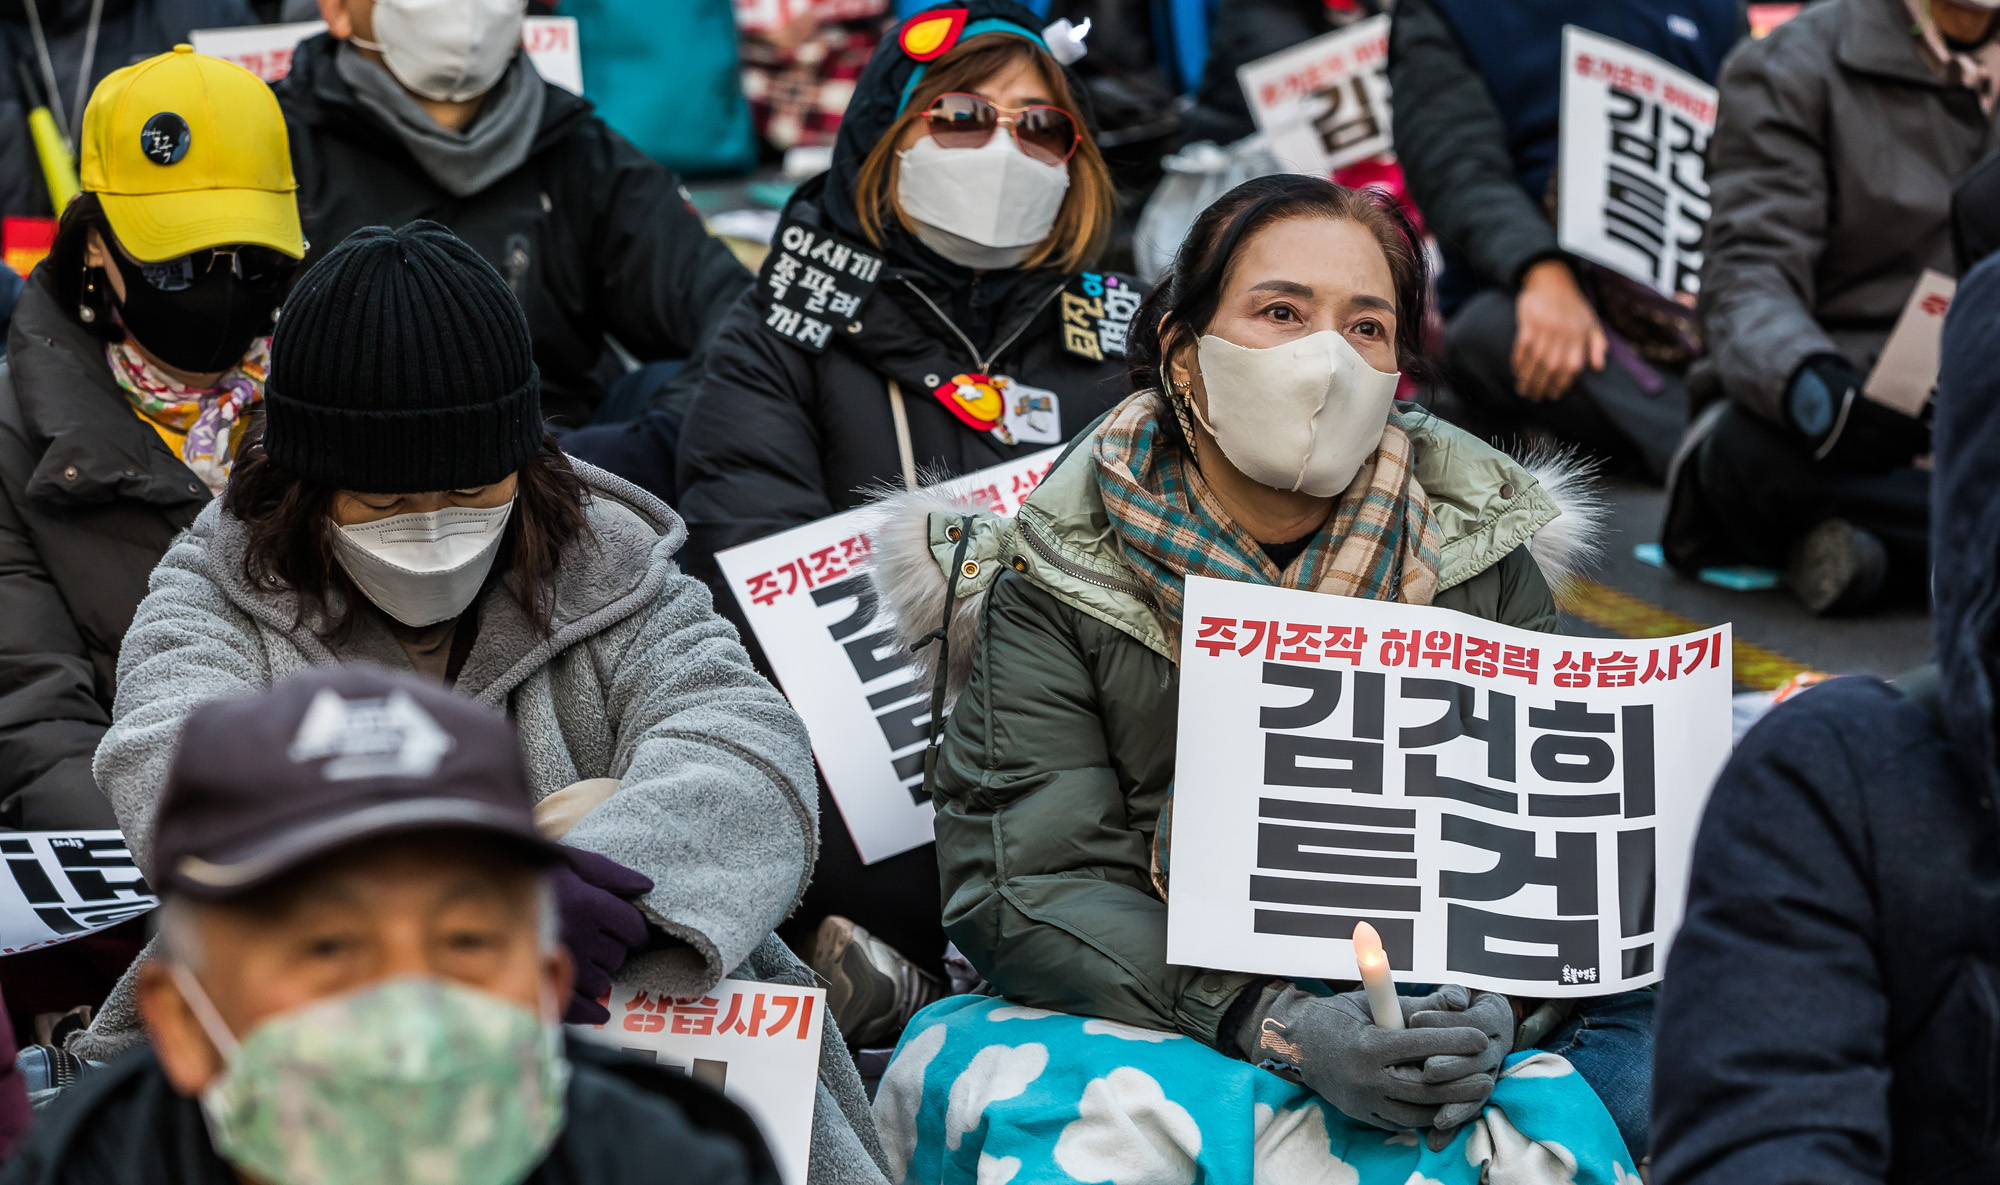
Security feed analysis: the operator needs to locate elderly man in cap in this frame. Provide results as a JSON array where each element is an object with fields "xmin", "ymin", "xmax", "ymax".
[{"xmin": 0, "ymin": 666, "xmax": 778, "ymax": 1185}]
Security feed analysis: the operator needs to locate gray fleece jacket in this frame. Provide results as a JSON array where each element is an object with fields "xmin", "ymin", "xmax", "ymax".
[{"xmin": 77, "ymin": 461, "xmax": 890, "ymax": 1185}]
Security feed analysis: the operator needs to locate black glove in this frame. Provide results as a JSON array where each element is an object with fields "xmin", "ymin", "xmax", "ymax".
[
  {"xmin": 1234, "ymin": 985, "xmax": 1498, "ymax": 1134},
  {"xmin": 551, "ymin": 848, "xmax": 654, "ymax": 1025},
  {"xmin": 1786, "ymin": 354, "xmax": 1929, "ymax": 473}
]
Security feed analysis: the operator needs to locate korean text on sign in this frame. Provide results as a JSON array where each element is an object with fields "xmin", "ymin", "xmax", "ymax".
[
  {"xmin": 0, "ymin": 831, "xmax": 156, "ymax": 954},
  {"xmin": 1555, "ymin": 26, "xmax": 1717, "ymax": 300},
  {"xmin": 1166, "ymin": 576, "xmax": 1731, "ymax": 998},
  {"xmin": 1236, "ymin": 16, "xmax": 1393, "ymax": 176},
  {"xmin": 760, "ymin": 216, "xmax": 884, "ymax": 353},
  {"xmin": 716, "ymin": 449, "xmax": 1061, "ymax": 864},
  {"xmin": 576, "ymin": 978, "xmax": 825, "ymax": 1185}
]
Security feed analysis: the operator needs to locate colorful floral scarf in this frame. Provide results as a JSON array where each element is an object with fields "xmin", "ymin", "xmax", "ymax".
[
  {"xmin": 107, "ymin": 336, "xmax": 269, "ymax": 495},
  {"xmin": 1093, "ymin": 390, "xmax": 1442, "ymax": 655}
]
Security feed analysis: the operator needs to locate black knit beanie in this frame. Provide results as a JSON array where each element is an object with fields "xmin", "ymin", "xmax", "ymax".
[{"xmin": 263, "ymin": 221, "xmax": 541, "ymax": 493}]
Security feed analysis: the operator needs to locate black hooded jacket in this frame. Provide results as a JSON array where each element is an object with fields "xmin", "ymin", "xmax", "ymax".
[
  {"xmin": 0, "ymin": 1041, "xmax": 781, "ymax": 1185},
  {"xmin": 2, "ymin": 0, "xmax": 258, "ymax": 219},
  {"xmin": 1652, "ymin": 254, "xmax": 2000, "ymax": 1182},
  {"xmin": 274, "ymin": 34, "xmax": 750, "ymax": 427},
  {"xmin": 674, "ymin": 0, "xmax": 1135, "ymax": 627}
]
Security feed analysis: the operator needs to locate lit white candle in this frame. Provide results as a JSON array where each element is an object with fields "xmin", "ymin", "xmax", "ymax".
[{"xmin": 1352, "ymin": 920, "xmax": 1402, "ymax": 1030}]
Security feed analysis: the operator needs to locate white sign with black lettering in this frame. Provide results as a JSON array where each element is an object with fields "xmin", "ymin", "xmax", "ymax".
[
  {"xmin": 1556, "ymin": 27, "xmax": 1717, "ymax": 299},
  {"xmin": 1237, "ymin": 16, "xmax": 1392, "ymax": 176},
  {"xmin": 1165, "ymin": 576, "xmax": 1731, "ymax": 997},
  {"xmin": 717, "ymin": 450, "xmax": 1062, "ymax": 864},
  {"xmin": 0, "ymin": 831, "xmax": 156, "ymax": 955},
  {"xmin": 574, "ymin": 978, "xmax": 824, "ymax": 1185},
  {"xmin": 188, "ymin": 18, "xmax": 584, "ymax": 93}
]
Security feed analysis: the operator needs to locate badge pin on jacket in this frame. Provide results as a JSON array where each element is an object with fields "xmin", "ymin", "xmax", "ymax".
[{"xmin": 941, "ymin": 373, "xmax": 1061, "ymax": 446}]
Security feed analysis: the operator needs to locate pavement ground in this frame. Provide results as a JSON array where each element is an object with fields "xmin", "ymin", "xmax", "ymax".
[{"xmin": 1560, "ymin": 479, "xmax": 1932, "ymax": 691}]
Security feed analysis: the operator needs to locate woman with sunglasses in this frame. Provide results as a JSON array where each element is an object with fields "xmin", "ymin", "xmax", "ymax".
[
  {"xmin": 677, "ymin": 0, "xmax": 1127, "ymax": 1051},
  {"xmin": 0, "ymin": 47, "xmax": 302, "ymax": 832}
]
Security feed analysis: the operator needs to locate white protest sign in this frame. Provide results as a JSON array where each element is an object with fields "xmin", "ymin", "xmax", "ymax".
[
  {"xmin": 1165, "ymin": 576, "xmax": 1731, "ymax": 997},
  {"xmin": 1556, "ymin": 27, "xmax": 1716, "ymax": 299},
  {"xmin": 189, "ymin": 18, "xmax": 584, "ymax": 94},
  {"xmin": 1864, "ymin": 268, "xmax": 1956, "ymax": 417},
  {"xmin": 573, "ymin": 978, "xmax": 824, "ymax": 1185},
  {"xmin": 0, "ymin": 831, "xmax": 156, "ymax": 955},
  {"xmin": 716, "ymin": 449, "xmax": 1062, "ymax": 864},
  {"xmin": 1237, "ymin": 16, "xmax": 1392, "ymax": 176}
]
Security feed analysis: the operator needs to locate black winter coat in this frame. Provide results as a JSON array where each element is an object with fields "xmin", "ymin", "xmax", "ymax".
[
  {"xmin": 0, "ymin": 1041, "xmax": 780, "ymax": 1185},
  {"xmin": 675, "ymin": 180, "xmax": 1132, "ymax": 604},
  {"xmin": 1652, "ymin": 253, "xmax": 2000, "ymax": 1184},
  {"xmin": 0, "ymin": 272, "xmax": 206, "ymax": 829},
  {"xmin": 1, "ymin": 0, "xmax": 256, "ymax": 220},
  {"xmin": 274, "ymin": 34, "xmax": 751, "ymax": 427}
]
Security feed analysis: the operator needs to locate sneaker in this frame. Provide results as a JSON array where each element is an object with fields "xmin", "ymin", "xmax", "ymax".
[
  {"xmin": 1788, "ymin": 518, "xmax": 1888, "ymax": 615},
  {"xmin": 807, "ymin": 916, "xmax": 943, "ymax": 1048}
]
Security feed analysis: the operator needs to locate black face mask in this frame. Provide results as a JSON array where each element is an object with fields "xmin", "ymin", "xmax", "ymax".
[{"xmin": 105, "ymin": 246, "xmax": 291, "ymax": 374}]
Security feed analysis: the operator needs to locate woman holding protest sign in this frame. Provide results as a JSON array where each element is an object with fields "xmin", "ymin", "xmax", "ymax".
[
  {"xmin": 77, "ymin": 222, "xmax": 892, "ymax": 1185},
  {"xmin": 676, "ymin": 0, "xmax": 1134, "ymax": 1049},
  {"xmin": 867, "ymin": 174, "xmax": 1650, "ymax": 1181}
]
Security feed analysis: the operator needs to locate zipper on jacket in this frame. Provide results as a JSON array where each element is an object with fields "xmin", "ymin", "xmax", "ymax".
[
  {"xmin": 1018, "ymin": 516, "xmax": 1158, "ymax": 610},
  {"xmin": 899, "ymin": 277, "xmax": 1064, "ymax": 374}
]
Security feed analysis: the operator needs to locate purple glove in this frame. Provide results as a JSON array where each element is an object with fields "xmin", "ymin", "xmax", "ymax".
[{"xmin": 551, "ymin": 848, "xmax": 654, "ymax": 1025}]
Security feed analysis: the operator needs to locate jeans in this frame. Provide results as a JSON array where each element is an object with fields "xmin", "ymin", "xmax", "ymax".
[{"xmin": 1538, "ymin": 987, "xmax": 1656, "ymax": 1163}]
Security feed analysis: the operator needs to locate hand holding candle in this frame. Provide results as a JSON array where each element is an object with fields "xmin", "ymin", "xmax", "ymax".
[{"xmin": 1352, "ymin": 921, "xmax": 1403, "ymax": 1030}]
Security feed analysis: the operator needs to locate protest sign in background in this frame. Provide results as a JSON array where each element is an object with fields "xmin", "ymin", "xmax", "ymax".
[
  {"xmin": 575, "ymin": 978, "xmax": 824, "ymax": 1185},
  {"xmin": 1166, "ymin": 576, "xmax": 1731, "ymax": 997},
  {"xmin": 1237, "ymin": 17, "xmax": 1392, "ymax": 176},
  {"xmin": 1556, "ymin": 27, "xmax": 1716, "ymax": 300},
  {"xmin": 0, "ymin": 831, "xmax": 155, "ymax": 955},
  {"xmin": 189, "ymin": 18, "xmax": 584, "ymax": 93},
  {"xmin": 717, "ymin": 449, "xmax": 1061, "ymax": 864}
]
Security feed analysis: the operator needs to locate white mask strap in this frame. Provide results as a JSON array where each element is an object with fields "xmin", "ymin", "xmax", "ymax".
[{"xmin": 167, "ymin": 963, "xmax": 242, "ymax": 1063}]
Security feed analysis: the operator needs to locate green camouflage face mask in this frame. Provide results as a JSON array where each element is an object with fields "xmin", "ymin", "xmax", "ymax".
[{"xmin": 173, "ymin": 970, "xmax": 568, "ymax": 1185}]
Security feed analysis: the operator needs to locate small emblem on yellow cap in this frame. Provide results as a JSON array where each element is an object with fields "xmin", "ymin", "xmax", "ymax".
[{"xmin": 140, "ymin": 112, "xmax": 190, "ymax": 166}]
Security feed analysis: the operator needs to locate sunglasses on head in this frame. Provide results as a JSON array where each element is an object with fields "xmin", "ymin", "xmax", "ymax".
[
  {"xmin": 133, "ymin": 245, "xmax": 301, "ymax": 293},
  {"xmin": 921, "ymin": 92, "xmax": 1082, "ymax": 166}
]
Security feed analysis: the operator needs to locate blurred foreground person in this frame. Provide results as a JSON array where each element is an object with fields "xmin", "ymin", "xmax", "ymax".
[
  {"xmin": 678, "ymin": 0, "xmax": 1130, "ymax": 1050},
  {"xmin": 277, "ymin": 0, "xmax": 749, "ymax": 456},
  {"xmin": 0, "ymin": 47, "xmax": 303, "ymax": 831},
  {"xmin": 1390, "ymin": 0, "xmax": 1739, "ymax": 480},
  {"xmin": 867, "ymin": 175, "xmax": 1646, "ymax": 1180},
  {"xmin": 68, "ymin": 222, "xmax": 890, "ymax": 1184},
  {"xmin": 0, "ymin": 666, "xmax": 779, "ymax": 1185},
  {"xmin": 1652, "ymin": 252, "xmax": 2000, "ymax": 1184},
  {"xmin": 1663, "ymin": 0, "xmax": 1995, "ymax": 614}
]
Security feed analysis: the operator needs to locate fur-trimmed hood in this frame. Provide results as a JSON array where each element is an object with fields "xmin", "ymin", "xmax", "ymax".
[{"xmin": 864, "ymin": 406, "xmax": 1605, "ymax": 704}]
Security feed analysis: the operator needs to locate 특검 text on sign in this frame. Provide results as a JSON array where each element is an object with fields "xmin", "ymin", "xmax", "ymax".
[{"xmin": 1164, "ymin": 576, "xmax": 1731, "ymax": 997}]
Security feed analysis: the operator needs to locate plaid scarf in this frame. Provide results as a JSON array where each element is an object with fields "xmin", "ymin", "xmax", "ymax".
[
  {"xmin": 1093, "ymin": 390, "xmax": 1442, "ymax": 655},
  {"xmin": 107, "ymin": 336, "xmax": 269, "ymax": 496}
]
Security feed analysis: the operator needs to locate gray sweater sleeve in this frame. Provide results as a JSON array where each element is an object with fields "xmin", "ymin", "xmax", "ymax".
[
  {"xmin": 1388, "ymin": 0, "xmax": 1561, "ymax": 290},
  {"xmin": 566, "ymin": 569, "xmax": 820, "ymax": 995},
  {"xmin": 1697, "ymin": 32, "xmax": 1841, "ymax": 425},
  {"xmin": 93, "ymin": 527, "xmax": 271, "ymax": 875}
]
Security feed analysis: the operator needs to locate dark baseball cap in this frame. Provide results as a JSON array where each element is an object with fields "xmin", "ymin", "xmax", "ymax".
[{"xmin": 153, "ymin": 665, "xmax": 560, "ymax": 898}]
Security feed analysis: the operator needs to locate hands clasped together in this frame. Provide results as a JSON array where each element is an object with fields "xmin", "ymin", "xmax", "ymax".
[{"xmin": 1239, "ymin": 983, "xmax": 1514, "ymax": 1151}]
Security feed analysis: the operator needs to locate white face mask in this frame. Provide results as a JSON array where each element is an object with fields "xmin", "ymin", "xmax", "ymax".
[
  {"xmin": 332, "ymin": 501, "xmax": 513, "ymax": 628},
  {"xmin": 352, "ymin": 0, "xmax": 526, "ymax": 104},
  {"xmin": 896, "ymin": 132, "xmax": 1071, "ymax": 264},
  {"xmin": 1191, "ymin": 331, "xmax": 1401, "ymax": 498}
]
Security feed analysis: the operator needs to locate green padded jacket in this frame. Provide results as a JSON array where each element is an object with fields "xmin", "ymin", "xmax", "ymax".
[{"xmin": 869, "ymin": 405, "xmax": 1602, "ymax": 1047}]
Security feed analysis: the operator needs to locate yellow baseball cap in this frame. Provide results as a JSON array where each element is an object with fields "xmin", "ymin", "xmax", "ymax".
[{"xmin": 79, "ymin": 45, "xmax": 304, "ymax": 263}]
